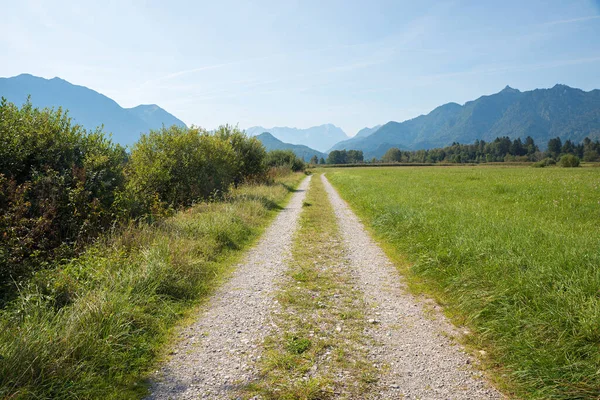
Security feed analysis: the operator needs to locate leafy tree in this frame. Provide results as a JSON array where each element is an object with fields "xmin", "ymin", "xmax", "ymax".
[
  {"xmin": 327, "ymin": 150, "xmax": 346, "ymax": 164},
  {"xmin": 319, "ymin": 157, "xmax": 326, "ymax": 165},
  {"xmin": 561, "ymin": 139, "xmax": 575, "ymax": 156},
  {"xmin": 381, "ymin": 148, "xmax": 402, "ymax": 163},
  {"xmin": 510, "ymin": 138, "xmax": 526, "ymax": 156},
  {"xmin": 265, "ymin": 150, "xmax": 305, "ymax": 171},
  {"xmin": 548, "ymin": 137, "xmax": 563, "ymax": 158},
  {"xmin": 524, "ymin": 136, "xmax": 538, "ymax": 155},
  {"xmin": 309, "ymin": 155, "xmax": 318, "ymax": 165},
  {"xmin": 346, "ymin": 150, "xmax": 364, "ymax": 163}
]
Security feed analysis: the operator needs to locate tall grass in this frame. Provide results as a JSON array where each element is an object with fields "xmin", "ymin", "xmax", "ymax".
[
  {"xmin": 0, "ymin": 173, "xmax": 304, "ymax": 399},
  {"xmin": 327, "ymin": 166, "xmax": 600, "ymax": 399}
]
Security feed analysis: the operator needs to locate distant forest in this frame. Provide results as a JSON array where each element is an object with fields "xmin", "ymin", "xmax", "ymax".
[{"xmin": 321, "ymin": 136, "xmax": 600, "ymax": 165}]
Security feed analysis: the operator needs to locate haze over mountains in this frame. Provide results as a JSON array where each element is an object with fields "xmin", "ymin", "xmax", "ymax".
[
  {"xmin": 0, "ymin": 74, "xmax": 186, "ymax": 146},
  {"xmin": 2, "ymin": 74, "xmax": 599, "ymax": 159},
  {"xmin": 331, "ymin": 85, "xmax": 600, "ymax": 158},
  {"xmin": 255, "ymin": 132, "xmax": 326, "ymax": 162},
  {"xmin": 245, "ymin": 124, "xmax": 348, "ymax": 153}
]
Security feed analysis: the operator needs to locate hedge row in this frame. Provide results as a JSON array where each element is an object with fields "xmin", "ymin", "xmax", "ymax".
[{"xmin": 0, "ymin": 99, "xmax": 288, "ymax": 300}]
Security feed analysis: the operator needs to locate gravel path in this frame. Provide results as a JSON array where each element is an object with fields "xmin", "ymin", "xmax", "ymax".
[
  {"xmin": 321, "ymin": 174, "xmax": 502, "ymax": 400},
  {"xmin": 147, "ymin": 175, "xmax": 312, "ymax": 400}
]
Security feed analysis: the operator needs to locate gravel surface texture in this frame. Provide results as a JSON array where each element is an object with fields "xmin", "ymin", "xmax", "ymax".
[
  {"xmin": 321, "ymin": 174, "xmax": 503, "ymax": 400},
  {"xmin": 147, "ymin": 175, "xmax": 312, "ymax": 400}
]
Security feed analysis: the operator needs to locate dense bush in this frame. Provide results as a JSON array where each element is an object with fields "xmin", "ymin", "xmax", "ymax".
[
  {"xmin": 126, "ymin": 126, "xmax": 235, "ymax": 212},
  {"xmin": 213, "ymin": 125, "xmax": 267, "ymax": 184},
  {"xmin": 0, "ymin": 101, "xmax": 269, "ymax": 299},
  {"xmin": 0, "ymin": 99, "xmax": 128, "ymax": 299},
  {"xmin": 126, "ymin": 125, "xmax": 267, "ymax": 213},
  {"xmin": 532, "ymin": 157, "xmax": 557, "ymax": 168},
  {"xmin": 558, "ymin": 154, "xmax": 580, "ymax": 167},
  {"xmin": 266, "ymin": 150, "xmax": 305, "ymax": 172}
]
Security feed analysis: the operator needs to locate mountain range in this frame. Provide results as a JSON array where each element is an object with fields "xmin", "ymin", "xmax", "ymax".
[
  {"xmin": 255, "ymin": 132, "xmax": 326, "ymax": 162},
  {"xmin": 2, "ymin": 75, "xmax": 599, "ymax": 159},
  {"xmin": 245, "ymin": 124, "xmax": 348, "ymax": 153},
  {"xmin": 331, "ymin": 85, "xmax": 600, "ymax": 158},
  {"xmin": 0, "ymin": 74, "xmax": 186, "ymax": 146}
]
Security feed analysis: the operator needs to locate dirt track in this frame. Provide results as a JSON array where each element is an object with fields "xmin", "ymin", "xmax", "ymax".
[
  {"xmin": 148, "ymin": 176, "xmax": 312, "ymax": 399},
  {"xmin": 148, "ymin": 173, "xmax": 502, "ymax": 399}
]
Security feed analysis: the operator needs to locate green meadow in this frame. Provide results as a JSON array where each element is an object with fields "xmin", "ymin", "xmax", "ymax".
[{"xmin": 326, "ymin": 166, "xmax": 600, "ymax": 399}]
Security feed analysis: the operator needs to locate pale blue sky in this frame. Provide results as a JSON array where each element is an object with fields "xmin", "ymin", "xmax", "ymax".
[{"xmin": 2, "ymin": 0, "xmax": 600, "ymax": 136}]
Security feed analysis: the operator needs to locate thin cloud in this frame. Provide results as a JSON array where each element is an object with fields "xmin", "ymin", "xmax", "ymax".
[
  {"xmin": 542, "ymin": 15, "xmax": 600, "ymax": 26},
  {"xmin": 324, "ymin": 59, "xmax": 387, "ymax": 73},
  {"xmin": 139, "ymin": 57, "xmax": 276, "ymax": 88},
  {"xmin": 412, "ymin": 56, "xmax": 600, "ymax": 86},
  {"xmin": 140, "ymin": 45, "xmax": 348, "ymax": 88},
  {"xmin": 140, "ymin": 12, "xmax": 438, "ymax": 91},
  {"xmin": 161, "ymin": 62, "xmax": 241, "ymax": 80}
]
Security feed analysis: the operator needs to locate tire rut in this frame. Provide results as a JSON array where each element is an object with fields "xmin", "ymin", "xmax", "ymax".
[
  {"xmin": 321, "ymin": 174, "xmax": 503, "ymax": 400},
  {"xmin": 147, "ymin": 175, "xmax": 312, "ymax": 400}
]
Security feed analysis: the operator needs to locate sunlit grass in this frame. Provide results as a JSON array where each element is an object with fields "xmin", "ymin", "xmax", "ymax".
[
  {"xmin": 0, "ymin": 173, "xmax": 305, "ymax": 400},
  {"xmin": 327, "ymin": 166, "xmax": 600, "ymax": 399}
]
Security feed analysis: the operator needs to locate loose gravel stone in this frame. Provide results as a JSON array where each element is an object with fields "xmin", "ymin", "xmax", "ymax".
[
  {"xmin": 147, "ymin": 176, "xmax": 312, "ymax": 400},
  {"xmin": 321, "ymin": 174, "xmax": 503, "ymax": 400}
]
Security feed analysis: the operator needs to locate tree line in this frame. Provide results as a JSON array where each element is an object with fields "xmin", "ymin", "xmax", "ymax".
[
  {"xmin": 308, "ymin": 136, "xmax": 600, "ymax": 166},
  {"xmin": 308, "ymin": 149, "xmax": 365, "ymax": 165},
  {"xmin": 380, "ymin": 136, "xmax": 600, "ymax": 164},
  {"xmin": 0, "ymin": 99, "xmax": 303, "ymax": 300}
]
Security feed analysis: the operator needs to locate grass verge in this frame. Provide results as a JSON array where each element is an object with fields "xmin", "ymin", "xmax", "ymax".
[
  {"xmin": 0, "ymin": 173, "xmax": 305, "ymax": 400},
  {"xmin": 326, "ymin": 166, "xmax": 600, "ymax": 399},
  {"xmin": 244, "ymin": 173, "xmax": 376, "ymax": 400}
]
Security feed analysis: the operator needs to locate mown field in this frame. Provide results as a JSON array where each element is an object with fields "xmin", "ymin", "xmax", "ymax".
[{"xmin": 326, "ymin": 166, "xmax": 600, "ymax": 399}]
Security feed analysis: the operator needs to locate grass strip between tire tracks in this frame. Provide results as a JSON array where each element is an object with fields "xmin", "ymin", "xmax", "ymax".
[{"xmin": 244, "ymin": 173, "xmax": 376, "ymax": 400}]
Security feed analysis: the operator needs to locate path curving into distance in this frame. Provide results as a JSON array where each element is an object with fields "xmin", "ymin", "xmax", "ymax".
[
  {"xmin": 147, "ymin": 175, "xmax": 312, "ymax": 400},
  {"xmin": 321, "ymin": 174, "xmax": 502, "ymax": 400}
]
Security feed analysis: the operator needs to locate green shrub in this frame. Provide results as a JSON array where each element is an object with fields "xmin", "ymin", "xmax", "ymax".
[
  {"xmin": 266, "ymin": 150, "xmax": 305, "ymax": 172},
  {"xmin": 127, "ymin": 125, "xmax": 268, "ymax": 213},
  {"xmin": 213, "ymin": 125, "xmax": 267, "ymax": 184},
  {"xmin": 532, "ymin": 157, "xmax": 556, "ymax": 168},
  {"xmin": 558, "ymin": 154, "xmax": 580, "ymax": 167},
  {"xmin": 0, "ymin": 99, "xmax": 127, "ymax": 298},
  {"xmin": 126, "ymin": 125, "xmax": 237, "ymax": 212}
]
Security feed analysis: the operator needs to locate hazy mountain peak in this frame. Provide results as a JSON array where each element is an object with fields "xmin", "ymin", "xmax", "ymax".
[
  {"xmin": 0, "ymin": 74, "xmax": 186, "ymax": 145},
  {"xmin": 501, "ymin": 85, "xmax": 520, "ymax": 94},
  {"xmin": 255, "ymin": 131, "xmax": 326, "ymax": 161},
  {"xmin": 354, "ymin": 125, "xmax": 382, "ymax": 138},
  {"xmin": 328, "ymin": 84, "xmax": 600, "ymax": 158},
  {"xmin": 245, "ymin": 124, "xmax": 348, "ymax": 152}
]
